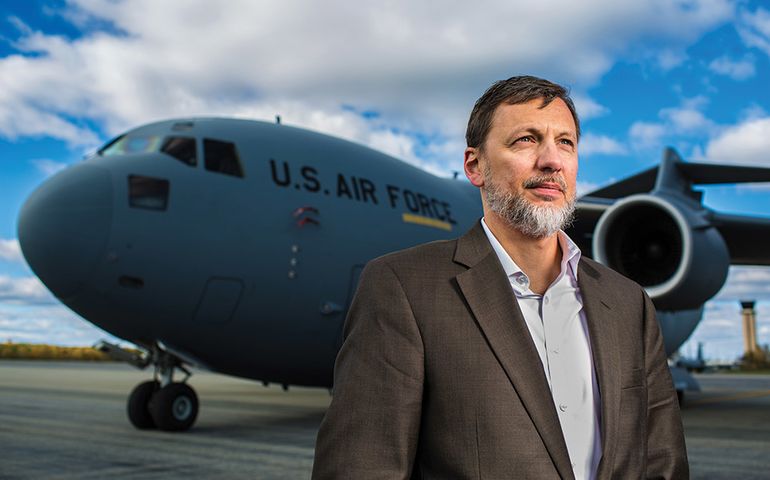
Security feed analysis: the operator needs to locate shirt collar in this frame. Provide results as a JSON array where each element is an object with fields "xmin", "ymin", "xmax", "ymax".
[{"xmin": 480, "ymin": 217, "xmax": 582, "ymax": 294}]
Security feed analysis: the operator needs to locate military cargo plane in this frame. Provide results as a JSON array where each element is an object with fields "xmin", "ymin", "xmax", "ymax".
[{"xmin": 17, "ymin": 118, "xmax": 770, "ymax": 431}]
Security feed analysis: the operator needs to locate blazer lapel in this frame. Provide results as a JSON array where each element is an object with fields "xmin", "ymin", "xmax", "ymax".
[
  {"xmin": 454, "ymin": 222, "xmax": 574, "ymax": 480},
  {"xmin": 578, "ymin": 260, "xmax": 621, "ymax": 480}
]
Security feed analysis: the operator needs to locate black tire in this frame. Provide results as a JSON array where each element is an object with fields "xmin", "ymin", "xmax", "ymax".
[
  {"xmin": 127, "ymin": 380, "xmax": 159, "ymax": 429},
  {"xmin": 149, "ymin": 382, "xmax": 199, "ymax": 431}
]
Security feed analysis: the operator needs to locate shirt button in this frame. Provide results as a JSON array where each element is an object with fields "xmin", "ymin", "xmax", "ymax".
[
  {"xmin": 559, "ymin": 404, "xmax": 568, "ymax": 412},
  {"xmin": 544, "ymin": 296, "xmax": 550, "ymax": 305},
  {"xmin": 552, "ymin": 348, "xmax": 559, "ymax": 354}
]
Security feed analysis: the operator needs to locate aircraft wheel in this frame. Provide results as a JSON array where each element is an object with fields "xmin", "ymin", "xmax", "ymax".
[
  {"xmin": 127, "ymin": 380, "xmax": 159, "ymax": 429},
  {"xmin": 149, "ymin": 382, "xmax": 199, "ymax": 431}
]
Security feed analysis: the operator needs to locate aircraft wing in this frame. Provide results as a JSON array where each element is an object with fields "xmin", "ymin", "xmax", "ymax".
[
  {"xmin": 710, "ymin": 212, "xmax": 770, "ymax": 265},
  {"xmin": 585, "ymin": 162, "xmax": 770, "ymax": 199}
]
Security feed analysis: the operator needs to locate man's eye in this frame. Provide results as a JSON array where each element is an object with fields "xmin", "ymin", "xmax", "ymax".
[
  {"xmin": 559, "ymin": 139, "xmax": 574, "ymax": 146},
  {"xmin": 514, "ymin": 136, "xmax": 534, "ymax": 144}
]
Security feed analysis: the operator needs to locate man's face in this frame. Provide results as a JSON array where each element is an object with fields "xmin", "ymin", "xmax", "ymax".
[{"xmin": 465, "ymin": 97, "xmax": 579, "ymax": 238}]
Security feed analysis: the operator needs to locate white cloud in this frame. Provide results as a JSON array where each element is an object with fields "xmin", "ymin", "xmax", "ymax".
[
  {"xmin": 31, "ymin": 158, "xmax": 68, "ymax": 176},
  {"xmin": 572, "ymin": 94, "xmax": 609, "ymax": 120},
  {"xmin": 657, "ymin": 49, "xmax": 688, "ymax": 70},
  {"xmin": 0, "ymin": 275, "xmax": 56, "ymax": 304},
  {"xmin": 419, "ymin": 139, "xmax": 466, "ymax": 177},
  {"xmin": 660, "ymin": 96, "xmax": 714, "ymax": 133},
  {"xmin": 420, "ymin": 162, "xmax": 458, "ymax": 179},
  {"xmin": 702, "ymin": 116, "xmax": 770, "ymax": 165},
  {"xmin": 738, "ymin": 7, "xmax": 770, "ymax": 57},
  {"xmin": 580, "ymin": 133, "xmax": 627, "ymax": 156},
  {"xmin": 662, "ymin": 108, "xmax": 709, "ymax": 132},
  {"xmin": 629, "ymin": 96, "xmax": 715, "ymax": 150},
  {"xmin": 714, "ymin": 266, "xmax": 770, "ymax": 301},
  {"xmin": 0, "ymin": 239, "xmax": 23, "ymax": 263},
  {"xmin": 708, "ymin": 55, "xmax": 756, "ymax": 80},
  {"xmin": 739, "ymin": 104, "xmax": 767, "ymax": 121},
  {"xmin": 368, "ymin": 129, "xmax": 417, "ymax": 163},
  {"xmin": 0, "ymin": 0, "xmax": 734, "ymax": 168},
  {"xmin": 0, "ymin": 303, "xmax": 118, "ymax": 346},
  {"xmin": 629, "ymin": 121, "xmax": 667, "ymax": 148}
]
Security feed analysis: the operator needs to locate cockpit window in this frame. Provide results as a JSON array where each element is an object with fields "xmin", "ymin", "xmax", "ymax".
[
  {"xmin": 100, "ymin": 135, "xmax": 162, "ymax": 156},
  {"xmin": 128, "ymin": 175, "xmax": 169, "ymax": 210},
  {"xmin": 160, "ymin": 136, "xmax": 197, "ymax": 166},
  {"xmin": 204, "ymin": 139, "xmax": 244, "ymax": 178}
]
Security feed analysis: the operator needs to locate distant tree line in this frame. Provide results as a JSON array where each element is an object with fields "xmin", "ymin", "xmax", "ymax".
[
  {"xmin": 0, "ymin": 341, "xmax": 112, "ymax": 361},
  {"xmin": 741, "ymin": 346, "xmax": 770, "ymax": 371}
]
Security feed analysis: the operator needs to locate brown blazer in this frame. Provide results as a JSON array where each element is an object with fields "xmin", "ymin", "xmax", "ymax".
[{"xmin": 313, "ymin": 221, "xmax": 688, "ymax": 479}]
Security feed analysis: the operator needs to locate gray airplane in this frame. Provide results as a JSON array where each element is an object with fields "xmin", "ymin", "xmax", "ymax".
[{"xmin": 17, "ymin": 118, "xmax": 770, "ymax": 431}]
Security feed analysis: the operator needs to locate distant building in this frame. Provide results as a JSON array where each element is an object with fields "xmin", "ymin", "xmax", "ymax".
[{"xmin": 741, "ymin": 300, "xmax": 759, "ymax": 356}]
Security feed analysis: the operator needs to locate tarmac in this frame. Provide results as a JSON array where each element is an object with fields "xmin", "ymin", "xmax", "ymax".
[{"xmin": 1, "ymin": 360, "xmax": 768, "ymax": 479}]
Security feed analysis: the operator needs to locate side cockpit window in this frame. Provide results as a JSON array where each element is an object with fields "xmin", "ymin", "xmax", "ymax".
[
  {"xmin": 204, "ymin": 139, "xmax": 244, "ymax": 178},
  {"xmin": 161, "ymin": 136, "xmax": 197, "ymax": 166},
  {"xmin": 128, "ymin": 175, "xmax": 169, "ymax": 211},
  {"xmin": 100, "ymin": 135, "xmax": 161, "ymax": 156}
]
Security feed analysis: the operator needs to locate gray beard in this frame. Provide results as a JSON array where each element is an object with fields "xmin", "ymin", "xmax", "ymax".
[{"xmin": 483, "ymin": 171, "xmax": 576, "ymax": 239}]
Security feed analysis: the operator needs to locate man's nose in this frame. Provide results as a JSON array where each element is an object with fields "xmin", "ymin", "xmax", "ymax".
[{"xmin": 535, "ymin": 141, "xmax": 563, "ymax": 172}]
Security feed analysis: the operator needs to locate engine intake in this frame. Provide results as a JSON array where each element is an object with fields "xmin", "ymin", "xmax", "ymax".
[{"xmin": 592, "ymin": 194, "xmax": 729, "ymax": 310}]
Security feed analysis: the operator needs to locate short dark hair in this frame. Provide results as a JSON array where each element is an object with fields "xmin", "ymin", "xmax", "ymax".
[{"xmin": 465, "ymin": 75, "xmax": 580, "ymax": 148}]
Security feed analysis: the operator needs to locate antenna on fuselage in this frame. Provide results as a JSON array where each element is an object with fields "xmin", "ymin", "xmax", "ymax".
[{"xmin": 275, "ymin": 115, "xmax": 281, "ymax": 124}]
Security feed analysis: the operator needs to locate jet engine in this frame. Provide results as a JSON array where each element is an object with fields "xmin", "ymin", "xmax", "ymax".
[{"xmin": 592, "ymin": 194, "xmax": 730, "ymax": 311}]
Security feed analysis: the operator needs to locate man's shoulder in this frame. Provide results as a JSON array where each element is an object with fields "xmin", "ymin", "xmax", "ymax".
[
  {"xmin": 368, "ymin": 238, "xmax": 459, "ymax": 272},
  {"xmin": 362, "ymin": 238, "xmax": 464, "ymax": 287}
]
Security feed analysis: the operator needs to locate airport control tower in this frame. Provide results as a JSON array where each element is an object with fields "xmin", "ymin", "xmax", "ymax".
[{"xmin": 740, "ymin": 300, "xmax": 759, "ymax": 356}]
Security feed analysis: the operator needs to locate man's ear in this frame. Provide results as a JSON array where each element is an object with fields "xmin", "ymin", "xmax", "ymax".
[{"xmin": 464, "ymin": 147, "xmax": 484, "ymax": 187}]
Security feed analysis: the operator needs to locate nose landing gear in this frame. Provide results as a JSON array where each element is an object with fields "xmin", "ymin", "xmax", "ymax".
[{"xmin": 98, "ymin": 341, "xmax": 200, "ymax": 431}]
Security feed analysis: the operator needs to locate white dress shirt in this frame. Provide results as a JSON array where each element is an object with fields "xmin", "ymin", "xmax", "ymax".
[{"xmin": 481, "ymin": 218, "xmax": 602, "ymax": 480}]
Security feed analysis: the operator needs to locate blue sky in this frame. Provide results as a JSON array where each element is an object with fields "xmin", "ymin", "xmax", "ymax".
[{"xmin": 1, "ymin": 0, "xmax": 769, "ymax": 359}]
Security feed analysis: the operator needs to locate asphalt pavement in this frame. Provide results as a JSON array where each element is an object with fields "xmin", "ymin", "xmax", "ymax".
[{"xmin": 1, "ymin": 361, "xmax": 768, "ymax": 479}]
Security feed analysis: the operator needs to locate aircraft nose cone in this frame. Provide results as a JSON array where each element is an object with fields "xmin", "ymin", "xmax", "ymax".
[{"xmin": 18, "ymin": 164, "xmax": 113, "ymax": 300}]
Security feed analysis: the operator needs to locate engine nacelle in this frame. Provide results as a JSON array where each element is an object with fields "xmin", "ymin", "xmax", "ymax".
[{"xmin": 592, "ymin": 194, "xmax": 729, "ymax": 311}]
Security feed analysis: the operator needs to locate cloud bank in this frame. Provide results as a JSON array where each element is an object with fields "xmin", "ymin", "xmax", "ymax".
[{"xmin": 0, "ymin": 0, "xmax": 735, "ymax": 169}]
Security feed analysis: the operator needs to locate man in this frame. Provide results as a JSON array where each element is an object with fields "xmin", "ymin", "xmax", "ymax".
[{"xmin": 313, "ymin": 76, "xmax": 688, "ymax": 479}]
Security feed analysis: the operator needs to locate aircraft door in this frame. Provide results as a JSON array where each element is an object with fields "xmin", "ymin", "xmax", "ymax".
[{"xmin": 193, "ymin": 277, "xmax": 244, "ymax": 325}]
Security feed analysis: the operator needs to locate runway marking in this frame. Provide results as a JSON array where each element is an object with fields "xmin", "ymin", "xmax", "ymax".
[{"xmin": 688, "ymin": 389, "xmax": 770, "ymax": 406}]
